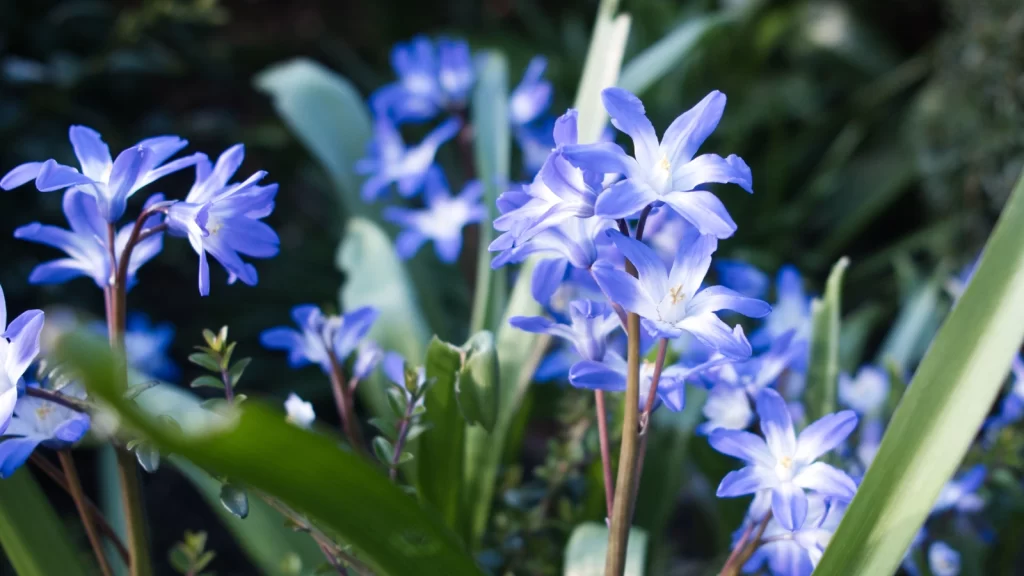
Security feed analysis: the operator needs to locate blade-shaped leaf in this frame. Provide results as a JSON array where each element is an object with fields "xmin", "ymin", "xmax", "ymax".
[
  {"xmin": 0, "ymin": 468, "xmax": 86, "ymax": 576},
  {"xmin": 816, "ymin": 169, "xmax": 1024, "ymax": 574},
  {"xmin": 564, "ymin": 522, "xmax": 647, "ymax": 576},
  {"xmin": 56, "ymin": 333, "xmax": 483, "ymax": 576},
  {"xmin": 618, "ymin": 14, "xmax": 727, "ymax": 97},
  {"xmin": 804, "ymin": 257, "xmax": 849, "ymax": 421},
  {"xmin": 469, "ymin": 51, "xmax": 510, "ymax": 335}
]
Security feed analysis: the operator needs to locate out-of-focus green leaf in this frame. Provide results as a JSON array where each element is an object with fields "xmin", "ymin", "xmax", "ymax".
[
  {"xmin": 418, "ymin": 337, "xmax": 467, "ymax": 538},
  {"xmin": 839, "ymin": 303, "xmax": 885, "ymax": 372},
  {"xmin": 618, "ymin": 14, "xmax": 726, "ymax": 97},
  {"xmin": 0, "ymin": 468, "xmax": 86, "ymax": 576},
  {"xmin": 338, "ymin": 218, "xmax": 431, "ymax": 418},
  {"xmin": 804, "ymin": 257, "xmax": 849, "ymax": 421},
  {"xmin": 564, "ymin": 522, "xmax": 646, "ymax": 576},
  {"xmin": 175, "ymin": 459, "xmax": 325, "ymax": 576},
  {"xmin": 458, "ymin": 331, "xmax": 499, "ymax": 432},
  {"xmin": 875, "ymin": 272, "xmax": 948, "ymax": 373},
  {"xmin": 57, "ymin": 333, "xmax": 483, "ymax": 576},
  {"xmin": 219, "ymin": 483, "xmax": 250, "ymax": 519},
  {"xmin": 254, "ymin": 58, "xmax": 372, "ymax": 217},
  {"xmin": 816, "ymin": 169, "xmax": 1024, "ymax": 574},
  {"xmin": 469, "ymin": 51, "xmax": 510, "ymax": 335},
  {"xmin": 463, "ymin": 0, "xmax": 632, "ymax": 548}
]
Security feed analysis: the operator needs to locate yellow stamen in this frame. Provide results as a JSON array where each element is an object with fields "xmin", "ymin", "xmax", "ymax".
[
  {"xmin": 669, "ymin": 285, "xmax": 686, "ymax": 305},
  {"xmin": 659, "ymin": 155, "xmax": 671, "ymax": 172},
  {"xmin": 779, "ymin": 456, "xmax": 793, "ymax": 469}
]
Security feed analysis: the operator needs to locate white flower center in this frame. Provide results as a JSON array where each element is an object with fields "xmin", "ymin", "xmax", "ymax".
[
  {"xmin": 649, "ymin": 154, "xmax": 673, "ymax": 195},
  {"xmin": 656, "ymin": 284, "xmax": 689, "ymax": 325},
  {"xmin": 775, "ymin": 455, "xmax": 796, "ymax": 481}
]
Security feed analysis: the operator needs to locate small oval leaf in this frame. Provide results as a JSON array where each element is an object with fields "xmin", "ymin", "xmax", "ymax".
[{"xmin": 220, "ymin": 483, "xmax": 250, "ymax": 519}]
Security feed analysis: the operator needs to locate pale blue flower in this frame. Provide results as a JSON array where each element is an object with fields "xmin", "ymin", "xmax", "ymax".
[
  {"xmin": 711, "ymin": 388, "xmax": 858, "ymax": 530},
  {"xmin": 357, "ymin": 117, "xmax": 461, "ymax": 202},
  {"xmin": 591, "ymin": 231, "xmax": 769, "ymax": 356},
  {"xmin": 0, "ymin": 384, "xmax": 90, "ymax": 478},
  {"xmin": 744, "ymin": 494, "xmax": 847, "ymax": 576},
  {"xmin": 933, "ymin": 465, "xmax": 985, "ymax": 514},
  {"xmin": 837, "ymin": 365, "xmax": 890, "ymax": 417},
  {"xmin": 123, "ymin": 314, "xmax": 177, "ymax": 381},
  {"xmin": 928, "ymin": 542, "xmax": 960, "ymax": 576},
  {"xmin": 371, "ymin": 36, "xmax": 474, "ymax": 123},
  {"xmin": 752, "ymin": 265, "xmax": 812, "ymax": 354},
  {"xmin": 15, "ymin": 188, "xmax": 164, "ymax": 288},
  {"xmin": 0, "ymin": 286, "xmax": 45, "ymax": 435},
  {"xmin": 261, "ymin": 305, "xmax": 379, "ymax": 373},
  {"xmin": 509, "ymin": 57, "xmax": 551, "ymax": 128},
  {"xmin": 715, "ymin": 259, "xmax": 770, "ymax": 299},
  {"xmin": 510, "ymin": 300, "xmax": 621, "ymax": 363},
  {"xmin": 353, "ymin": 341, "xmax": 383, "ymax": 380},
  {"xmin": 562, "ymin": 88, "xmax": 752, "ymax": 237},
  {"xmin": 384, "ymin": 171, "xmax": 484, "ymax": 264},
  {"xmin": 1, "ymin": 125, "xmax": 200, "ymax": 222}
]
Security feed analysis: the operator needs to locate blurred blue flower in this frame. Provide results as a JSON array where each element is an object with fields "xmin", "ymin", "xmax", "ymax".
[
  {"xmin": 711, "ymin": 388, "xmax": 858, "ymax": 530},
  {"xmin": 166, "ymin": 145, "xmax": 279, "ymax": 296},
  {"xmin": 837, "ymin": 365, "xmax": 890, "ymax": 417},
  {"xmin": 752, "ymin": 266, "xmax": 812, "ymax": 357},
  {"xmin": 384, "ymin": 171, "xmax": 484, "ymax": 263},
  {"xmin": 0, "ymin": 286, "xmax": 45, "ymax": 435},
  {"xmin": 933, "ymin": 464, "xmax": 986, "ymax": 514},
  {"xmin": 715, "ymin": 259, "xmax": 770, "ymax": 299},
  {"xmin": 562, "ymin": 88, "xmax": 752, "ymax": 237},
  {"xmin": 509, "ymin": 57, "xmax": 552, "ymax": 128},
  {"xmin": 371, "ymin": 36, "xmax": 474, "ymax": 123},
  {"xmin": 744, "ymin": 494, "xmax": 847, "ymax": 576},
  {"xmin": 261, "ymin": 305, "xmax": 379, "ymax": 373},
  {"xmin": 1, "ymin": 125, "xmax": 200, "ymax": 222},
  {"xmin": 854, "ymin": 416, "xmax": 884, "ymax": 471},
  {"xmin": 352, "ymin": 341, "xmax": 383, "ymax": 381},
  {"xmin": 510, "ymin": 300, "xmax": 621, "ymax": 363},
  {"xmin": 124, "ymin": 314, "xmax": 177, "ymax": 381},
  {"xmin": 591, "ymin": 231, "xmax": 769, "ymax": 356},
  {"xmin": 15, "ymin": 188, "xmax": 165, "ymax": 289},
  {"xmin": 928, "ymin": 542, "xmax": 961, "ymax": 576},
  {"xmin": 357, "ymin": 117, "xmax": 461, "ymax": 202},
  {"xmin": 0, "ymin": 384, "xmax": 90, "ymax": 478},
  {"xmin": 515, "ymin": 120, "xmax": 556, "ymax": 175}
]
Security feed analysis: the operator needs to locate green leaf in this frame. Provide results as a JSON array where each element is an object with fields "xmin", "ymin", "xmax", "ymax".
[
  {"xmin": 133, "ymin": 440, "xmax": 161, "ymax": 473},
  {"xmin": 175, "ymin": 459, "xmax": 325, "ymax": 576},
  {"xmin": 386, "ymin": 387, "xmax": 409, "ymax": 420},
  {"xmin": 564, "ymin": 522, "xmax": 647, "ymax": 576},
  {"xmin": 618, "ymin": 14, "xmax": 727, "ymax": 97},
  {"xmin": 463, "ymin": 3, "xmax": 632, "ymax": 544},
  {"xmin": 254, "ymin": 58, "xmax": 372, "ymax": 216},
  {"xmin": 468, "ymin": 51, "xmax": 510, "ymax": 335},
  {"xmin": 220, "ymin": 483, "xmax": 250, "ymax": 519},
  {"xmin": 457, "ymin": 331, "xmax": 499, "ymax": 432},
  {"xmin": 372, "ymin": 436, "xmax": 395, "ymax": 465},
  {"xmin": 0, "ymin": 468, "xmax": 86, "ymax": 576},
  {"xmin": 875, "ymin": 271, "xmax": 947, "ymax": 373},
  {"xmin": 229, "ymin": 358, "xmax": 252, "ymax": 387},
  {"xmin": 816, "ymin": 169, "xmax": 1024, "ymax": 574},
  {"xmin": 369, "ymin": 417, "xmax": 398, "ymax": 438},
  {"xmin": 338, "ymin": 218, "xmax": 431, "ymax": 418},
  {"xmin": 189, "ymin": 353, "xmax": 221, "ymax": 372},
  {"xmin": 417, "ymin": 337, "xmax": 467, "ymax": 538},
  {"xmin": 804, "ymin": 257, "xmax": 849, "ymax": 421},
  {"xmin": 191, "ymin": 375, "xmax": 225, "ymax": 389},
  {"xmin": 57, "ymin": 333, "xmax": 484, "ymax": 576}
]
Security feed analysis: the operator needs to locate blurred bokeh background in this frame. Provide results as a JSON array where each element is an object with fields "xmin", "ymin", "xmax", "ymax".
[{"xmin": 1, "ymin": 0, "xmax": 1022, "ymax": 573}]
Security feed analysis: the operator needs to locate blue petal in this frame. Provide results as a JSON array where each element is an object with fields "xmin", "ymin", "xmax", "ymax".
[
  {"xmin": 0, "ymin": 388, "xmax": 15, "ymax": 435},
  {"xmin": 433, "ymin": 235, "xmax": 462, "ymax": 264},
  {"xmin": 794, "ymin": 410, "xmax": 858, "ymax": 462},
  {"xmin": 561, "ymin": 142, "xmax": 640, "ymax": 179},
  {"xmin": 668, "ymin": 233, "xmax": 718, "ymax": 300},
  {"xmin": 591, "ymin": 262, "xmax": 660, "ymax": 320},
  {"xmin": 660, "ymin": 190, "xmax": 737, "ymax": 239},
  {"xmin": 674, "ymin": 153, "xmax": 753, "ymax": 193},
  {"xmin": 382, "ymin": 352, "xmax": 406, "ymax": 387},
  {"xmin": 688, "ymin": 286, "xmax": 771, "ymax": 318},
  {"xmin": 27, "ymin": 259, "xmax": 92, "ymax": 285},
  {"xmin": 68, "ymin": 125, "xmax": 112, "ymax": 181},
  {"xmin": 568, "ymin": 359, "xmax": 625, "ymax": 392},
  {"xmin": 334, "ymin": 307, "xmax": 379, "ymax": 360},
  {"xmin": 676, "ymin": 313, "xmax": 751, "ymax": 358},
  {"xmin": 0, "ymin": 436, "xmax": 43, "ymax": 479},
  {"xmin": 660, "ymin": 90, "xmax": 726, "ymax": 165},
  {"xmin": 594, "ymin": 178, "xmax": 660, "ymax": 219},
  {"xmin": 717, "ymin": 466, "xmax": 777, "ymax": 497},
  {"xmin": 105, "ymin": 146, "xmax": 149, "ymax": 221},
  {"xmin": 715, "ymin": 259, "xmax": 770, "ymax": 299},
  {"xmin": 755, "ymin": 388, "xmax": 797, "ymax": 457},
  {"xmin": 603, "ymin": 231, "xmax": 669, "ymax": 297},
  {"xmin": 600, "ymin": 87, "xmax": 660, "ymax": 170},
  {"xmin": 772, "ymin": 482, "xmax": 808, "ymax": 531},
  {"xmin": 395, "ymin": 230, "xmax": 427, "ymax": 260},
  {"xmin": 260, "ymin": 327, "xmax": 310, "ymax": 368},
  {"xmin": 508, "ymin": 315, "xmax": 574, "ymax": 342},
  {"xmin": 1, "ymin": 162, "xmax": 44, "ymax": 190},
  {"xmin": 708, "ymin": 429, "xmax": 774, "ymax": 467},
  {"xmin": 552, "ymin": 109, "xmax": 579, "ymax": 148},
  {"xmin": 793, "ymin": 462, "xmax": 858, "ymax": 501},
  {"xmin": 3, "ymin": 310, "xmax": 44, "ymax": 386},
  {"xmin": 531, "ymin": 257, "xmax": 569, "ymax": 304},
  {"xmin": 34, "ymin": 160, "xmax": 94, "ymax": 192}
]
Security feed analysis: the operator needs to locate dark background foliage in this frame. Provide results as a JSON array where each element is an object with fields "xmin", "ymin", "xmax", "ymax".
[{"xmin": 1, "ymin": 0, "xmax": 1022, "ymax": 573}]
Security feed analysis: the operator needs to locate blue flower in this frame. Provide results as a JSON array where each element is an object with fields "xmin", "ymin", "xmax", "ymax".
[
  {"xmin": 744, "ymin": 494, "xmax": 847, "ymax": 576},
  {"xmin": 509, "ymin": 57, "xmax": 552, "ymax": 128},
  {"xmin": 371, "ymin": 36, "xmax": 474, "ymax": 123},
  {"xmin": 353, "ymin": 341, "xmax": 383, "ymax": 381},
  {"xmin": 854, "ymin": 417, "xmax": 884, "ymax": 471},
  {"xmin": 1, "ymin": 126, "xmax": 200, "ymax": 222},
  {"xmin": 510, "ymin": 299, "xmax": 621, "ymax": 363},
  {"xmin": 591, "ymin": 230, "xmax": 769, "ymax": 356},
  {"xmin": 357, "ymin": 117, "xmax": 461, "ymax": 202},
  {"xmin": 165, "ymin": 145, "xmax": 279, "ymax": 296},
  {"xmin": 261, "ymin": 305, "xmax": 379, "ymax": 373},
  {"xmin": 932, "ymin": 465, "xmax": 985, "ymax": 514},
  {"xmin": 711, "ymin": 388, "xmax": 858, "ymax": 530},
  {"xmin": 0, "ymin": 286, "xmax": 45, "ymax": 435},
  {"xmin": 384, "ymin": 171, "xmax": 485, "ymax": 263},
  {"xmin": 562, "ymin": 88, "xmax": 752, "ymax": 238},
  {"xmin": 715, "ymin": 259, "xmax": 770, "ymax": 299},
  {"xmin": 15, "ymin": 188, "xmax": 165, "ymax": 288},
  {"xmin": 837, "ymin": 365, "xmax": 889, "ymax": 417},
  {"xmin": 515, "ymin": 120, "xmax": 556, "ymax": 175},
  {"xmin": 928, "ymin": 542, "xmax": 961, "ymax": 576},
  {"xmin": 124, "ymin": 314, "xmax": 178, "ymax": 381},
  {"xmin": 0, "ymin": 384, "xmax": 90, "ymax": 478},
  {"xmin": 752, "ymin": 265, "xmax": 812, "ymax": 354}
]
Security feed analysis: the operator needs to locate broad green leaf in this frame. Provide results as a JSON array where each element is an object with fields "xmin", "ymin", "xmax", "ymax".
[
  {"xmin": 618, "ymin": 14, "xmax": 726, "ymax": 97},
  {"xmin": 457, "ymin": 331, "xmax": 499, "ymax": 432},
  {"xmin": 804, "ymin": 257, "xmax": 848, "ymax": 421},
  {"xmin": 463, "ymin": 0, "xmax": 632, "ymax": 546},
  {"xmin": 469, "ymin": 51, "xmax": 510, "ymax": 335},
  {"xmin": 0, "ymin": 468, "xmax": 86, "ymax": 576},
  {"xmin": 418, "ymin": 337, "xmax": 466, "ymax": 537},
  {"xmin": 57, "ymin": 334, "xmax": 483, "ymax": 576},
  {"xmin": 254, "ymin": 58, "xmax": 372, "ymax": 216},
  {"xmin": 816, "ymin": 169, "xmax": 1024, "ymax": 574},
  {"xmin": 338, "ymin": 218, "xmax": 431, "ymax": 418},
  {"xmin": 175, "ymin": 459, "xmax": 325, "ymax": 576},
  {"xmin": 564, "ymin": 523, "xmax": 647, "ymax": 576}
]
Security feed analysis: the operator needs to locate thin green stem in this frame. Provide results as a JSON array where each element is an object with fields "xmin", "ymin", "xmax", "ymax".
[
  {"xmin": 594, "ymin": 390, "xmax": 614, "ymax": 518},
  {"xmin": 57, "ymin": 451, "xmax": 115, "ymax": 576},
  {"xmin": 719, "ymin": 513, "xmax": 771, "ymax": 576},
  {"xmin": 631, "ymin": 338, "xmax": 669, "ymax": 519},
  {"xmin": 24, "ymin": 386, "xmax": 90, "ymax": 412}
]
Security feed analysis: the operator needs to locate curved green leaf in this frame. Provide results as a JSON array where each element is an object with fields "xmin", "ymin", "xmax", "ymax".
[
  {"xmin": 418, "ymin": 337, "xmax": 466, "ymax": 538},
  {"xmin": 0, "ymin": 468, "xmax": 86, "ymax": 576},
  {"xmin": 618, "ymin": 14, "xmax": 727, "ymax": 97},
  {"xmin": 254, "ymin": 58, "xmax": 372, "ymax": 216},
  {"xmin": 804, "ymin": 257, "xmax": 848, "ymax": 421},
  {"xmin": 564, "ymin": 523, "xmax": 646, "ymax": 576},
  {"xmin": 816, "ymin": 168, "xmax": 1024, "ymax": 574},
  {"xmin": 56, "ymin": 334, "xmax": 483, "ymax": 576}
]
